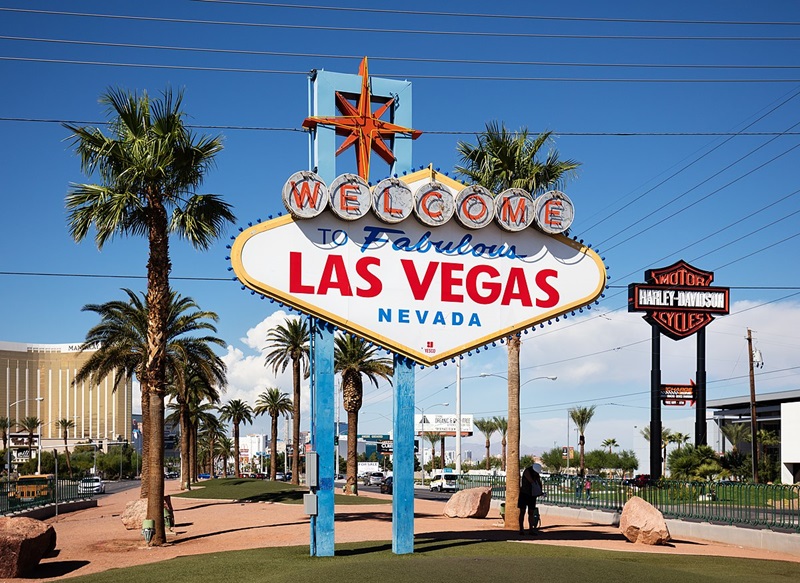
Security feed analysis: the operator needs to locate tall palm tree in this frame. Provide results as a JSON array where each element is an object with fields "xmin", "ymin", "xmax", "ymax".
[
  {"xmin": 473, "ymin": 418, "xmax": 497, "ymax": 471},
  {"xmin": 77, "ymin": 289, "xmax": 224, "ymax": 493},
  {"xmin": 493, "ymin": 416, "xmax": 509, "ymax": 472},
  {"xmin": 168, "ymin": 328, "xmax": 226, "ymax": 491},
  {"xmin": 721, "ymin": 423, "xmax": 751, "ymax": 453},
  {"xmin": 457, "ymin": 121, "xmax": 580, "ymax": 530},
  {"xmin": 333, "ymin": 333, "xmax": 393, "ymax": 495},
  {"xmin": 219, "ymin": 399, "xmax": 254, "ymax": 478},
  {"xmin": 254, "ymin": 388, "xmax": 293, "ymax": 480},
  {"xmin": 569, "ymin": 406, "xmax": 596, "ymax": 477},
  {"xmin": 264, "ymin": 317, "xmax": 310, "ymax": 486},
  {"xmin": 57, "ymin": 418, "xmax": 76, "ymax": 478},
  {"xmin": 424, "ymin": 432, "xmax": 442, "ymax": 475},
  {"xmin": 215, "ymin": 435, "xmax": 234, "ymax": 477},
  {"xmin": 65, "ymin": 87, "xmax": 235, "ymax": 546},
  {"xmin": 0, "ymin": 416, "xmax": 9, "ymax": 452},
  {"xmin": 18, "ymin": 417, "xmax": 41, "ymax": 460},
  {"xmin": 198, "ymin": 412, "xmax": 224, "ymax": 476},
  {"xmin": 601, "ymin": 438, "xmax": 619, "ymax": 454}
]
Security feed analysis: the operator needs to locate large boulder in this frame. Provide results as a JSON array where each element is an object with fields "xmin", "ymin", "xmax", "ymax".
[
  {"xmin": 619, "ymin": 496, "xmax": 671, "ymax": 545},
  {"xmin": 444, "ymin": 487, "xmax": 492, "ymax": 518},
  {"xmin": 121, "ymin": 498, "xmax": 149, "ymax": 530},
  {"xmin": 0, "ymin": 516, "xmax": 57, "ymax": 578}
]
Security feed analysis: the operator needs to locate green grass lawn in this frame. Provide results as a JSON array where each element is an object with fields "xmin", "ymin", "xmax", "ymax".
[
  {"xmin": 56, "ymin": 539, "xmax": 800, "ymax": 583},
  {"xmin": 173, "ymin": 477, "xmax": 389, "ymax": 506}
]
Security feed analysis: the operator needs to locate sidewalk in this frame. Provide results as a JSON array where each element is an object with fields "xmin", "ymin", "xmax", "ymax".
[{"xmin": 12, "ymin": 481, "xmax": 800, "ymax": 581}]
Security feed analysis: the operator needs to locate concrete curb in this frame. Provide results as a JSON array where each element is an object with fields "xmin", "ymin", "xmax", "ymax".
[
  {"xmin": 537, "ymin": 502, "xmax": 800, "ymax": 557},
  {"xmin": 8, "ymin": 499, "xmax": 98, "ymax": 521}
]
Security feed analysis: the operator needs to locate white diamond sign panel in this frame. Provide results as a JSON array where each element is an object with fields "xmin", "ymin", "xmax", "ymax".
[{"xmin": 231, "ymin": 204, "xmax": 606, "ymax": 366}]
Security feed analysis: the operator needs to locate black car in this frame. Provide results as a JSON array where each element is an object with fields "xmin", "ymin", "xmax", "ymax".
[{"xmin": 379, "ymin": 476, "xmax": 393, "ymax": 495}]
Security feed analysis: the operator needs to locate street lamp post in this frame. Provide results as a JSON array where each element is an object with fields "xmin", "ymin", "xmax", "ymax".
[
  {"xmin": 5, "ymin": 396, "xmax": 44, "ymax": 475},
  {"xmin": 415, "ymin": 402, "xmax": 449, "ymax": 483}
]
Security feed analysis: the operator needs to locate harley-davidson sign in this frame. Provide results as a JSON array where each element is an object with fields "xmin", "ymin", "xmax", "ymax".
[
  {"xmin": 628, "ymin": 260, "xmax": 729, "ymax": 340},
  {"xmin": 231, "ymin": 169, "xmax": 606, "ymax": 365}
]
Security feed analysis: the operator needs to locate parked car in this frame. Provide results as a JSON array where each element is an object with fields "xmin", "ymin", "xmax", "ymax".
[
  {"xmin": 429, "ymin": 473, "xmax": 458, "ymax": 493},
  {"xmin": 380, "ymin": 476, "xmax": 393, "ymax": 495},
  {"xmin": 367, "ymin": 472, "xmax": 384, "ymax": 486},
  {"xmin": 198, "ymin": 473, "xmax": 211, "ymax": 480},
  {"xmin": 165, "ymin": 471, "xmax": 178, "ymax": 479},
  {"xmin": 78, "ymin": 476, "xmax": 106, "ymax": 495},
  {"xmin": 274, "ymin": 472, "xmax": 285, "ymax": 481}
]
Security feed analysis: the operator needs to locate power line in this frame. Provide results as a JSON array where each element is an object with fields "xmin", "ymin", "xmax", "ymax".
[
  {"xmin": 3, "ymin": 8, "xmax": 800, "ymax": 42},
  {"xmin": 3, "ymin": 55, "xmax": 799, "ymax": 83},
  {"xmin": 192, "ymin": 1, "xmax": 800, "ymax": 27},
  {"xmin": 3, "ymin": 116, "xmax": 800, "ymax": 137},
  {"xmin": 5, "ymin": 34, "xmax": 800, "ymax": 71}
]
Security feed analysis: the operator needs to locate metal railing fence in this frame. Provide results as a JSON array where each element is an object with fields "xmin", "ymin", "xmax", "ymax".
[
  {"xmin": 1, "ymin": 476, "xmax": 89, "ymax": 516},
  {"xmin": 453, "ymin": 474, "xmax": 800, "ymax": 533}
]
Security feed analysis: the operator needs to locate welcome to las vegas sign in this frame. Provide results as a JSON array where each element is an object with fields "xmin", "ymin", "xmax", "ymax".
[{"xmin": 231, "ymin": 168, "xmax": 607, "ymax": 366}]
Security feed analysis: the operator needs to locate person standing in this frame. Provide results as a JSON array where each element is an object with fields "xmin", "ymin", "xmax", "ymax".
[{"xmin": 518, "ymin": 462, "xmax": 544, "ymax": 534}]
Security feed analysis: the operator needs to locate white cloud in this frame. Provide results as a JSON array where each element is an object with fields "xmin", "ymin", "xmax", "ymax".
[{"xmin": 220, "ymin": 311, "xmax": 310, "ymax": 435}]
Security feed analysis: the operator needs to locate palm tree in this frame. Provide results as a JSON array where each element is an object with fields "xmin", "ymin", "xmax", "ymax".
[
  {"xmin": 457, "ymin": 121, "xmax": 580, "ymax": 529},
  {"xmin": 424, "ymin": 432, "xmax": 442, "ymax": 476},
  {"xmin": 670, "ymin": 432, "xmax": 691, "ymax": 451},
  {"xmin": 18, "ymin": 417, "xmax": 41, "ymax": 460},
  {"xmin": 569, "ymin": 406, "xmax": 596, "ymax": 477},
  {"xmin": 254, "ymin": 388, "xmax": 293, "ymax": 480},
  {"xmin": 215, "ymin": 435, "xmax": 234, "ymax": 477},
  {"xmin": 473, "ymin": 418, "xmax": 497, "ymax": 470},
  {"xmin": 264, "ymin": 317, "xmax": 310, "ymax": 486},
  {"xmin": 493, "ymin": 416, "xmax": 509, "ymax": 472},
  {"xmin": 601, "ymin": 438, "xmax": 619, "ymax": 454},
  {"xmin": 198, "ymin": 413, "xmax": 224, "ymax": 476},
  {"xmin": 219, "ymin": 399, "xmax": 254, "ymax": 478},
  {"xmin": 641, "ymin": 425, "xmax": 673, "ymax": 476},
  {"xmin": 721, "ymin": 423, "xmax": 751, "ymax": 453},
  {"xmin": 65, "ymin": 87, "xmax": 235, "ymax": 546},
  {"xmin": 188, "ymin": 401, "xmax": 221, "ymax": 482},
  {"xmin": 333, "ymin": 333, "xmax": 393, "ymax": 495},
  {"xmin": 77, "ymin": 289, "xmax": 225, "ymax": 495},
  {"xmin": 167, "ymin": 325, "xmax": 227, "ymax": 491},
  {"xmin": 56, "ymin": 418, "xmax": 76, "ymax": 478},
  {"xmin": 0, "ymin": 416, "xmax": 9, "ymax": 452}
]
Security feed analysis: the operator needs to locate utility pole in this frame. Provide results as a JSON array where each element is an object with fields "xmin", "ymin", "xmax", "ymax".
[{"xmin": 747, "ymin": 328, "xmax": 759, "ymax": 484}]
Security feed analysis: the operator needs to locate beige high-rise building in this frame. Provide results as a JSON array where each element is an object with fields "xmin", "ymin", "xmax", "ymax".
[{"xmin": 1, "ymin": 341, "xmax": 133, "ymax": 469}]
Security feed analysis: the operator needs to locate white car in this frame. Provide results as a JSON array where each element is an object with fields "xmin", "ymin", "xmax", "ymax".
[
  {"xmin": 78, "ymin": 476, "xmax": 105, "ymax": 495},
  {"xmin": 429, "ymin": 473, "xmax": 459, "ymax": 492}
]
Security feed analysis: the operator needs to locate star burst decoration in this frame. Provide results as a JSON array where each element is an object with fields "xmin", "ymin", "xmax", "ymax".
[{"xmin": 303, "ymin": 57, "xmax": 422, "ymax": 181}]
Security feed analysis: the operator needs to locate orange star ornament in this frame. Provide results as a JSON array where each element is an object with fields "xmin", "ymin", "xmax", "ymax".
[{"xmin": 302, "ymin": 57, "xmax": 422, "ymax": 181}]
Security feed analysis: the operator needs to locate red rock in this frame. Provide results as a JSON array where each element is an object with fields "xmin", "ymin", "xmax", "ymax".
[
  {"xmin": 121, "ymin": 498, "xmax": 149, "ymax": 530},
  {"xmin": 443, "ymin": 487, "xmax": 492, "ymax": 518},
  {"xmin": 0, "ymin": 516, "xmax": 57, "ymax": 578},
  {"xmin": 619, "ymin": 495, "xmax": 671, "ymax": 545}
]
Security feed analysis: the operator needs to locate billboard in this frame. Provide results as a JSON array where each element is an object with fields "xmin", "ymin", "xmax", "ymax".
[{"xmin": 231, "ymin": 169, "xmax": 606, "ymax": 365}]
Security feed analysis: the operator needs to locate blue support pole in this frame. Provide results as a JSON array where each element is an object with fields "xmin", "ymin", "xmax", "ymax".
[
  {"xmin": 392, "ymin": 354, "xmax": 415, "ymax": 555},
  {"xmin": 311, "ymin": 318, "xmax": 335, "ymax": 556}
]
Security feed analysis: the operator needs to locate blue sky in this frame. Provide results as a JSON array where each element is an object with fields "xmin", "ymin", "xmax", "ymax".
[{"xmin": 1, "ymin": 1, "xmax": 799, "ymax": 468}]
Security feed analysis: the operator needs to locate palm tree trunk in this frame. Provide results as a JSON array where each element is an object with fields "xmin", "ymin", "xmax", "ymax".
[
  {"xmin": 505, "ymin": 335, "xmax": 521, "ymax": 530},
  {"xmin": 140, "ymin": 381, "xmax": 150, "ymax": 498},
  {"xmin": 63, "ymin": 430, "xmax": 73, "ymax": 479},
  {"xmin": 179, "ymin": 403, "xmax": 191, "ymax": 491},
  {"xmin": 345, "ymin": 409, "xmax": 359, "ymax": 495},
  {"xmin": 291, "ymin": 357, "xmax": 301, "ymax": 485},
  {"xmin": 484, "ymin": 438, "xmax": 491, "ymax": 470},
  {"xmin": 234, "ymin": 423, "xmax": 241, "ymax": 478},
  {"xmin": 440, "ymin": 437, "xmax": 445, "ymax": 473},
  {"xmin": 145, "ymin": 200, "xmax": 170, "ymax": 546},
  {"xmin": 270, "ymin": 416, "xmax": 279, "ymax": 479}
]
